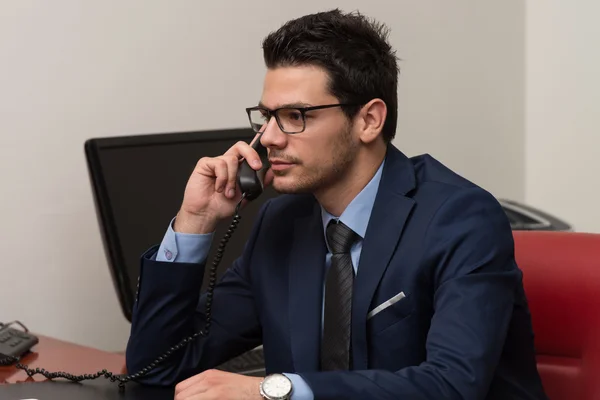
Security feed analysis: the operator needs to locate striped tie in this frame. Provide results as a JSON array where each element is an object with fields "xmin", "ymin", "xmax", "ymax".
[{"xmin": 321, "ymin": 220, "xmax": 358, "ymax": 371}]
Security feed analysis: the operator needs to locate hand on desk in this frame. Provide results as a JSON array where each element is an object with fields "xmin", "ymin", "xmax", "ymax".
[{"xmin": 174, "ymin": 369, "xmax": 262, "ymax": 400}]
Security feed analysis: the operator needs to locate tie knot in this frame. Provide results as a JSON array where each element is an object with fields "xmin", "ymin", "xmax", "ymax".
[{"xmin": 326, "ymin": 220, "xmax": 358, "ymax": 254}]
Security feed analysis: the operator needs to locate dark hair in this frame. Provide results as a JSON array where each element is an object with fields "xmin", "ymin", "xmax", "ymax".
[{"xmin": 262, "ymin": 9, "xmax": 399, "ymax": 143}]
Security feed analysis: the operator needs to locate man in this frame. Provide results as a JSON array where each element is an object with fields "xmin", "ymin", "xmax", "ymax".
[{"xmin": 126, "ymin": 9, "xmax": 547, "ymax": 400}]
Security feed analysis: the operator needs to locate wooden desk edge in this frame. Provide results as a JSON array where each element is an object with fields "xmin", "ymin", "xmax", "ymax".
[{"xmin": 0, "ymin": 334, "xmax": 126, "ymax": 384}]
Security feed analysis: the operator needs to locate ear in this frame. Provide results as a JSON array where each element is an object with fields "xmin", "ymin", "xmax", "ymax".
[{"xmin": 356, "ymin": 99, "xmax": 387, "ymax": 144}]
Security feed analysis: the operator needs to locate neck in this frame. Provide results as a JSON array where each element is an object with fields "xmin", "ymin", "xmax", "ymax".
[{"xmin": 316, "ymin": 143, "xmax": 387, "ymax": 216}]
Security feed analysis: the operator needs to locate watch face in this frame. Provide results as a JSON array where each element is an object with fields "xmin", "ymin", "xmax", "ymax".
[{"xmin": 263, "ymin": 374, "xmax": 292, "ymax": 398}]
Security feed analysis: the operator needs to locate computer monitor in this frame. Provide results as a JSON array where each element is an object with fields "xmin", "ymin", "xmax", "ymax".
[{"xmin": 85, "ymin": 128, "xmax": 279, "ymax": 322}]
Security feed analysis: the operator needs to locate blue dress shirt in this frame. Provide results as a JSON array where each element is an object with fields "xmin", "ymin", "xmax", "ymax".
[{"xmin": 155, "ymin": 160, "xmax": 384, "ymax": 400}]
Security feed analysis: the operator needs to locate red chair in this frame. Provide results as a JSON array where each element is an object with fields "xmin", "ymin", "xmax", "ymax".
[{"xmin": 513, "ymin": 231, "xmax": 600, "ymax": 400}]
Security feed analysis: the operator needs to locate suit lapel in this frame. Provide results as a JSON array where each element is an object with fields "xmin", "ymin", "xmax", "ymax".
[
  {"xmin": 288, "ymin": 201, "xmax": 327, "ymax": 372},
  {"xmin": 352, "ymin": 145, "xmax": 416, "ymax": 370}
]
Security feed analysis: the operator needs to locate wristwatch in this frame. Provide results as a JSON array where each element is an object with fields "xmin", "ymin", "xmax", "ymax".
[{"xmin": 259, "ymin": 373, "xmax": 293, "ymax": 400}]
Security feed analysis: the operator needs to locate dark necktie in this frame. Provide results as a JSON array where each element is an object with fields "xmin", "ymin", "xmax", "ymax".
[{"xmin": 321, "ymin": 220, "xmax": 358, "ymax": 371}]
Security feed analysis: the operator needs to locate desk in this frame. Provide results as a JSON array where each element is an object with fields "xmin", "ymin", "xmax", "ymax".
[
  {"xmin": 0, "ymin": 335, "xmax": 174, "ymax": 399},
  {"xmin": 0, "ymin": 334, "xmax": 126, "ymax": 384}
]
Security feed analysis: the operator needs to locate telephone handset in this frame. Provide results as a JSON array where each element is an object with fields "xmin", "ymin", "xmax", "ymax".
[
  {"xmin": 237, "ymin": 135, "xmax": 270, "ymax": 201},
  {"xmin": 0, "ymin": 136, "xmax": 267, "ymax": 390}
]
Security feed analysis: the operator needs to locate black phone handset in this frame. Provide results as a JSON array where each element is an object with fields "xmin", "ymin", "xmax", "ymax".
[
  {"xmin": 0, "ymin": 137, "xmax": 268, "ymax": 391},
  {"xmin": 237, "ymin": 134, "xmax": 270, "ymax": 201}
]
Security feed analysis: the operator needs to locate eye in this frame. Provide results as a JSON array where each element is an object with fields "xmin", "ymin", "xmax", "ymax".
[{"xmin": 288, "ymin": 111, "xmax": 302, "ymax": 121}]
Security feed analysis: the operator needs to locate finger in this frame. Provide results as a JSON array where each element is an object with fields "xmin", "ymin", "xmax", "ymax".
[
  {"xmin": 175, "ymin": 370, "xmax": 228, "ymax": 400},
  {"xmin": 250, "ymin": 131, "xmax": 264, "ymax": 147},
  {"xmin": 224, "ymin": 141, "xmax": 262, "ymax": 171},
  {"xmin": 175, "ymin": 384, "xmax": 211, "ymax": 400},
  {"xmin": 202, "ymin": 158, "xmax": 228, "ymax": 194},
  {"xmin": 175, "ymin": 373, "xmax": 205, "ymax": 393},
  {"xmin": 222, "ymin": 155, "xmax": 240, "ymax": 199},
  {"xmin": 175, "ymin": 377, "xmax": 209, "ymax": 399}
]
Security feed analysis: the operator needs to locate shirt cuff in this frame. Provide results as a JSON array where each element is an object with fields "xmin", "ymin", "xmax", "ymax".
[
  {"xmin": 283, "ymin": 373, "xmax": 314, "ymax": 400},
  {"xmin": 156, "ymin": 217, "xmax": 214, "ymax": 264}
]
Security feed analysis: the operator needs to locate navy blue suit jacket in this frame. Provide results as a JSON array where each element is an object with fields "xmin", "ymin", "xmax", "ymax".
[{"xmin": 126, "ymin": 145, "xmax": 547, "ymax": 399}]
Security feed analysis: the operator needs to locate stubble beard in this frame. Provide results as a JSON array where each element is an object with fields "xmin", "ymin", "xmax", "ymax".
[{"xmin": 271, "ymin": 124, "xmax": 359, "ymax": 195}]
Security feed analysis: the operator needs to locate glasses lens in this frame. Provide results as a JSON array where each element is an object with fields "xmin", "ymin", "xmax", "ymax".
[
  {"xmin": 276, "ymin": 108, "xmax": 304, "ymax": 133},
  {"xmin": 249, "ymin": 109, "xmax": 269, "ymax": 132}
]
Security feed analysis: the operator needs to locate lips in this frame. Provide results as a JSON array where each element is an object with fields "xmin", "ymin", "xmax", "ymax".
[{"xmin": 269, "ymin": 159, "xmax": 295, "ymax": 171}]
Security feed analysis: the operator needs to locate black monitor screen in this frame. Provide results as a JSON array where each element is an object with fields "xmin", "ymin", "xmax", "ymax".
[{"xmin": 85, "ymin": 128, "xmax": 279, "ymax": 321}]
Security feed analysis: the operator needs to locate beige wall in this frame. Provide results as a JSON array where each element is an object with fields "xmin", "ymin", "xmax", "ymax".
[
  {"xmin": 525, "ymin": 1, "xmax": 600, "ymax": 233},
  {"xmin": 0, "ymin": 1, "xmax": 525, "ymax": 351}
]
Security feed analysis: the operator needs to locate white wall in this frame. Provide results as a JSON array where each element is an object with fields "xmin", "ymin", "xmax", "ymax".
[
  {"xmin": 0, "ymin": 1, "xmax": 525, "ymax": 351},
  {"xmin": 525, "ymin": 1, "xmax": 600, "ymax": 233}
]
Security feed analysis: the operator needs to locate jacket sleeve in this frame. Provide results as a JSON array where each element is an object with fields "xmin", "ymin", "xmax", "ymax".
[
  {"xmin": 299, "ymin": 188, "xmax": 523, "ymax": 400},
  {"xmin": 125, "ymin": 200, "xmax": 272, "ymax": 386}
]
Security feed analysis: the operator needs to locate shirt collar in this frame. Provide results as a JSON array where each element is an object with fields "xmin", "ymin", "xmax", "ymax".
[{"xmin": 320, "ymin": 159, "xmax": 385, "ymax": 240}]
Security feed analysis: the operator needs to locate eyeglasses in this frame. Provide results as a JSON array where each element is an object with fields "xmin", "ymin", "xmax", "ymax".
[{"xmin": 245, "ymin": 103, "xmax": 359, "ymax": 134}]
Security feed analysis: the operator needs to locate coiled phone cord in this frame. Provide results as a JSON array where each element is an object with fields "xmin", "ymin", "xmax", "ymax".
[{"xmin": 2, "ymin": 195, "xmax": 246, "ymax": 391}]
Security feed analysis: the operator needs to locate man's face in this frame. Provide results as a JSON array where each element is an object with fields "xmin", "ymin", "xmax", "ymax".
[{"xmin": 258, "ymin": 65, "xmax": 359, "ymax": 195}]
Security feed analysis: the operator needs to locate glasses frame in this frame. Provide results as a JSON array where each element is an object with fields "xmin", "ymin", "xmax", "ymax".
[{"xmin": 245, "ymin": 103, "xmax": 360, "ymax": 134}]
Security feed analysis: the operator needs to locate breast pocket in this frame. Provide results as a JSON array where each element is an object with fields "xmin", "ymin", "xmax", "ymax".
[{"xmin": 367, "ymin": 292, "xmax": 414, "ymax": 336}]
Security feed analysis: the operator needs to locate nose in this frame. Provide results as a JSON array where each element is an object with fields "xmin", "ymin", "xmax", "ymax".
[{"xmin": 259, "ymin": 117, "xmax": 287, "ymax": 149}]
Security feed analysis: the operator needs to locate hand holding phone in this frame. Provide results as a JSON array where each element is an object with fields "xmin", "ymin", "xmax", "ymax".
[{"xmin": 174, "ymin": 135, "xmax": 270, "ymax": 234}]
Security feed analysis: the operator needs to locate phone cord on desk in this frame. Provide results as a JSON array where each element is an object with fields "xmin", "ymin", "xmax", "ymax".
[{"xmin": 1, "ymin": 195, "xmax": 246, "ymax": 391}]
